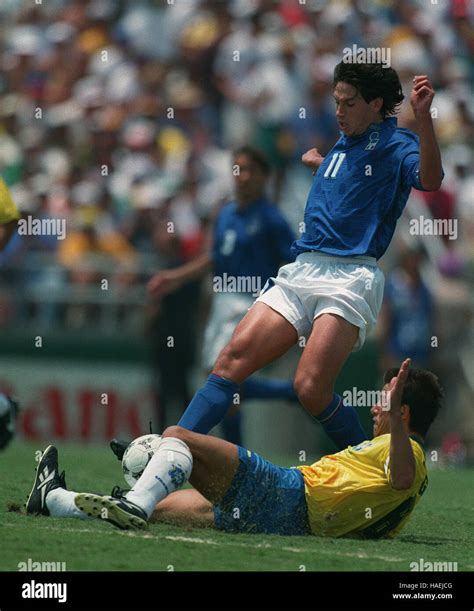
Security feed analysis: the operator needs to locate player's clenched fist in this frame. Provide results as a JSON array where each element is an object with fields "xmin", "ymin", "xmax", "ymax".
[
  {"xmin": 410, "ymin": 75, "xmax": 435, "ymax": 117},
  {"xmin": 301, "ymin": 148, "xmax": 325, "ymax": 172}
]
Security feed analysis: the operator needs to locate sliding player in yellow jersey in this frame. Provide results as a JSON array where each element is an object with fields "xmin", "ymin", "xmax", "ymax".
[
  {"xmin": 27, "ymin": 358, "xmax": 442, "ymax": 539},
  {"xmin": 0, "ymin": 178, "xmax": 20, "ymax": 251}
]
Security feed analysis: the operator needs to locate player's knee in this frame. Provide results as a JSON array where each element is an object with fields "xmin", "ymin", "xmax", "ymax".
[
  {"xmin": 294, "ymin": 376, "xmax": 332, "ymax": 414},
  {"xmin": 162, "ymin": 425, "xmax": 190, "ymax": 442},
  {"xmin": 294, "ymin": 376, "xmax": 315, "ymax": 407},
  {"xmin": 161, "ymin": 427, "xmax": 196, "ymax": 467},
  {"xmin": 214, "ymin": 336, "xmax": 252, "ymax": 379}
]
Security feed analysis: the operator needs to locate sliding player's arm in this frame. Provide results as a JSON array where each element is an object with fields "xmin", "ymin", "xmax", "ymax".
[
  {"xmin": 411, "ymin": 76, "xmax": 443, "ymax": 191},
  {"xmin": 387, "ymin": 359, "xmax": 416, "ymax": 490}
]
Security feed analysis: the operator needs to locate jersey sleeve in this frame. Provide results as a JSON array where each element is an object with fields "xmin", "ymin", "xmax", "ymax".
[
  {"xmin": 377, "ymin": 441, "xmax": 391, "ymax": 483},
  {"xmin": 400, "ymin": 151, "xmax": 444, "ymax": 192},
  {"xmin": 384, "ymin": 438, "xmax": 426, "ymax": 493},
  {"xmin": 0, "ymin": 179, "xmax": 20, "ymax": 224},
  {"xmin": 400, "ymin": 152, "xmax": 427, "ymax": 191}
]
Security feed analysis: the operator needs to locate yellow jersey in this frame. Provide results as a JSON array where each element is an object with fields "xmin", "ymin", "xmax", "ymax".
[
  {"xmin": 298, "ymin": 434, "xmax": 428, "ymax": 538},
  {"xmin": 0, "ymin": 178, "xmax": 20, "ymax": 225}
]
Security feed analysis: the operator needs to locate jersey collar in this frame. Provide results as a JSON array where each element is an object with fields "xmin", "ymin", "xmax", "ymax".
[
  {"xmin": 341, "ymin": 116, "xmax": 397, "ymax": 143},
  {"xmin": 234, "ymin": 196, "xmax": 267, "ymax": 214}
]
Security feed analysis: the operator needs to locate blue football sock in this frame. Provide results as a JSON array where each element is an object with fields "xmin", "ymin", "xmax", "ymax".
[
  {"xmin": 241, "ymin": 377, "xmax": 298, "ymax": 402},
  {"xmin": 177, "ymin": 374, "xmax": 240, "ymax": 434},
  {"xmin": 221, "ymin": 411, "xmax": 243, "ymax": 446},
  {"xmin": 316, "ymin": 394, "xmax": 367, "ymax": 451}
]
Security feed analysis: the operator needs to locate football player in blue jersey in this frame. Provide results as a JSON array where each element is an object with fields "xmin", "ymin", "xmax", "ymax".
[
  {"xmin": 172, "ymin": 61, "xmax": 443, "ymax": 452},
  {"xmin": 147, "ymin": 146, "xmax": 297, "ymax": 444}
]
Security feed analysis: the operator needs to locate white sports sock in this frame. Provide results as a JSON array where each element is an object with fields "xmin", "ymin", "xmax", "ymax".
[
  {"xmin": 46, "ymin": 488, "xmax": 89, "ymax": 520},
  {"xmin": 126, "ymin": 437, "xmax": 193, "ymax": 518}
]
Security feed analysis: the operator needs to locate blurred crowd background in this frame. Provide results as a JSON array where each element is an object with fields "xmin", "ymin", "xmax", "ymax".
[{"xmin": 0, "ymin": 0, "xmax": 472, "ymax": 458}]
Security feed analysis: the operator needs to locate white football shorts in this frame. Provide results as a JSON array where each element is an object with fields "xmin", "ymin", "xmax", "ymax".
[
  {"xmin": 256, "ymin": 252, "xmax": 385, "ymax": 351},
  {"xmin": 201, "ymin": 291, "xmax": 255, "ymax": 371}
]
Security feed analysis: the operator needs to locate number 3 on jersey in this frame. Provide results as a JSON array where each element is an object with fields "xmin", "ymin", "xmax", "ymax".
[
  {"xmin": 324, "ymin": 153, "xmax": 346, "ymax": 179},
  {"xmin": 220, "ymin": 229, "xmax": 237, "ymax": 256}
]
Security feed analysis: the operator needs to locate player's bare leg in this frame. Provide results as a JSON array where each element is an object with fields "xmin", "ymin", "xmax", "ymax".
[
  {"xmin": 151, "ymin": 489, "xmax": 214, "ymax": 528},
  {"xmin": 212, "ymin": 302, "xmax": 298, "ymax": 383},
  {"xmin": 177, "ymin": 301, "xmax": 299, "ymax": 434},
  {"xmin": 293, "ymin": 313, "xmax": 367, "ymax": 449},
  {"xmin": 75, "ymin": 425, "xmax": 241, "ymax": 530},
  {"xmin": 161, "ymin": 425, "xmax": 239, "ymax": 504},
  {"xmin": 75, "ymin": 426, "xmax": 240, "ymax": 530},
  {"xmin": 208, "ymin": 301, "xmax": 301, "ymax": 444},
  {"xmin": 294, "ymin": 313, "xmax": 358, "ymax": 416}
]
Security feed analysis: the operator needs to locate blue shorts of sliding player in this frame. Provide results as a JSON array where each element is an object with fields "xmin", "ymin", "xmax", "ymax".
[{"xmin": 213, "ymin": 446, "xmax": 310, "ymax": 536}]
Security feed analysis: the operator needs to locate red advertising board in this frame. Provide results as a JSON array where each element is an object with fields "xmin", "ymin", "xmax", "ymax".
[{"xmin": 0, "ymin": 358, "xmax": 155, "ymax": 442}]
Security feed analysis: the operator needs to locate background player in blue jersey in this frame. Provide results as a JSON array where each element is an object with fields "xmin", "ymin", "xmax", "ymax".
[
  {"xmin": 148, "ymin": 146, "xmax": 297, "ymax": 444},
  {"xmin": 173, "ymin": 61, "xmax": 444, "ymax": 452}
]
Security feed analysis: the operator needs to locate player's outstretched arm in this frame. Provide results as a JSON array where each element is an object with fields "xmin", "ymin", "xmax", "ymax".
[
  {"xmin": 147, "ymin": 251, "xmax": 212, "ymax": 298},
  {"xmin": 387, "ymin": 358, "xmax": 416, "ymax": 490},
  {"xmin": 411, "ymin": 76, "xmax": 443, "ymax": 191}
]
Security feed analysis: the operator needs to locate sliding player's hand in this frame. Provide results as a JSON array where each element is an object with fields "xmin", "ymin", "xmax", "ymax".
[
  {"xmin": 410, "ymin": 76, "xmax": 435, "ymax": 117},
  {"xmin": 301, "ymin": 148, "xmax": 325, "ymax": 172},
  {"xmin": 387, "ymin": 358, "xmax": 411, "ymax": 417}
]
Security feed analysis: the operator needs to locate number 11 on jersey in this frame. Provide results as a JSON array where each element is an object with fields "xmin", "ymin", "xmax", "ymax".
[{"xmin": 324, "ymin": 153, "xmax": 346, "ymax": 179}]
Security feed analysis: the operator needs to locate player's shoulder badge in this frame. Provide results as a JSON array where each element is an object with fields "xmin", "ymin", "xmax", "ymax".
[{"xmin": 365, "ymin": 131, "xmax": 380, "ymax": 150}]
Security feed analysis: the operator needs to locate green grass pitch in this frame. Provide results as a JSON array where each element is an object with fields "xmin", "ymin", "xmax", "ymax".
[{"xmin": 1, "ymin": 442, "xmax": 473, "ymax": 572}]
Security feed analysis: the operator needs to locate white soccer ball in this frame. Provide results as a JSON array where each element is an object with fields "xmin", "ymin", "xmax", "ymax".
[{"xmin": 122, "ymin": 434, "xmax": 162, "ymax": 487}]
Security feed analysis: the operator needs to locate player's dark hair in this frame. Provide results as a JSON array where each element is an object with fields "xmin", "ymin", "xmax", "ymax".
[
  {"xmin": 383, "ymin": 368, "xmax": 443, "ymax": 437},
  {"xmin": 233, "ymin": 146, "xmax": 271, "ymax": 176},
  {"xmin": 333, "ymin": 62, "xmax": 404, "ymax": 119}
]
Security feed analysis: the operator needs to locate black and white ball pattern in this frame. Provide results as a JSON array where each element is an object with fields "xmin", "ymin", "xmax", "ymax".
[{"xmin": 122, "ymin": 434, "xmax": 162, "ymax": 487}]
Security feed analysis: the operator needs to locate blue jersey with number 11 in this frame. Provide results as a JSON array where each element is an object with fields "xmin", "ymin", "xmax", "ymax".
[{"xmin": 292, "ymin": 117, "xmax": 435, "ymax": 261}]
